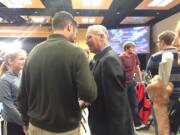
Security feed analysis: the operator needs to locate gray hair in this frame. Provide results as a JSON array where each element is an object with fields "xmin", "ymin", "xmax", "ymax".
[{"xmin": 87, "ymin": 25, "xmax": 108, "ymax": 39}]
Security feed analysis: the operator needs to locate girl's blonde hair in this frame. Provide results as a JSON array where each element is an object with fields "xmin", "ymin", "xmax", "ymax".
[{"xmin": 0, "ymin": 49, "xmax": 26, "ymax": 75}]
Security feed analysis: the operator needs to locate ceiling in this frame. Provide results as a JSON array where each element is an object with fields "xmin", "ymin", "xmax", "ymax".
[
  {"xmin": 0, "ymin": 0, "xmax": 179, "ymax": 29},
  {"xmin": 0, "ymin": 0, "xmax": 179, "ymax": 46}
]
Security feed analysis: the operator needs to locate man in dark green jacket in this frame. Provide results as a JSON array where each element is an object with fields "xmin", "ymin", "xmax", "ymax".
[{"xmin": 18, "ymin": 11, "xmax": 97, "ymax": 135}]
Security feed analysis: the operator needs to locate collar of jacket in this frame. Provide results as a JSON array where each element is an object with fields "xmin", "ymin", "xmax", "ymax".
[
  {"xmin": 47, "ymin": 34, "xmax": 67, "ymax": 41},
  {"xmin": 94, "ymin": 46, "xmax": 112, "ymax": 61}
]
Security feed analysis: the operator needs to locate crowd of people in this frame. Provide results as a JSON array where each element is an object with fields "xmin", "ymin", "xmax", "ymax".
[{"xmin": 0, "ymin": 10, "xmax": 179, "ymax": 135}]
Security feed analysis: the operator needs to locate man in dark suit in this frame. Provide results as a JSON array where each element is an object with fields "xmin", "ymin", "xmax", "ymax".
[{"xmin": 86, "ymin": 25, "xmax": 134, "ymax": 135}]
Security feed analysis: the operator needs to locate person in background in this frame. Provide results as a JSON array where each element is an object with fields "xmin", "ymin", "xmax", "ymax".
[
  {"xmin": 146, "ymin": 31, "xmax": 176, "ymax": 76},
  {"xmin": 0, "ymin": 50, "xmax": 6, "ymax": 76},
  {"xmin": 146, "ymin": 30, "xmax": 180, "ymax": 134},
  {"xmin": 17, "ymin": 11, "xmax": 97, "ymax": 135},
  {"xmin": 173, "ymin": 20, "xmax": 180, "ymax": 52},
  {"xmin": 170, "ymin": 20, "xmax": 180, "ymax": 135},
  {"xmin": 119, "ymin": 41, "xmax": 145, "ymax": 130},
  {"xmin": 0, "ymin": 58, "xmax": 3, "ymax": 76},
  {"xmin": 86, "ymin": 25, "xmax": 134, "ymax": 135},
  {"xmin": 173, "ymin": 20, "xmax": 180, "ymax": 64},
  {"xmin": 0, "ymin": 49, "xmax": 27, "ymax": 135}
]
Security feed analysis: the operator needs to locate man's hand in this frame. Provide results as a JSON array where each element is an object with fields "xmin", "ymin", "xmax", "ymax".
[
  {"xmin": 146, "ymin": 75, "xmax": 173, "ymax": 105},
  {"xmin": 23, "ymin": 126, "xmax": 29, "ymax": 135},
  {"xmin": 78, "ymin": 100, "xmax": 89, "ymax": 109}
]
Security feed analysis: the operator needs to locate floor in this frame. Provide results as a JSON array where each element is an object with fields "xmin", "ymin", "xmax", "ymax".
[
  {"xmin": 80, "ymin": 109, "xmax": 155, "ymax": 135},
  {"xmin": 0, "ymin": 108, "xmax": 155, "ymax": 135}
]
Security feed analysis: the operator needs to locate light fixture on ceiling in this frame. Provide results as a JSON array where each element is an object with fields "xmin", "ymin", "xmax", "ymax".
[
  {"xmin": 0, "ymin": 41, "xmax": 22, "ymax": 53},
  {"xmin": 0, "ymin": 17, "xmax": 3, "ymax": 22},
  {"xmin": 82, "ymin": 0, "xmax": 102, "ymax": 7},
  {"xmin": 0, "ymin": 0, "xmax": 32, "ymax": 8},
  {"xmin": 0, "ymin": 17, "xmax": 9, "ymax": 23},
  {"xmin": 148, "ymin": 0, "xmax": 174, "ymax": 7},
  {"xmin": 81, "ymin": 18, "xmax": 96, "ymax": 23},
  {"xmin": 82, "ymin": 18, "xmax": 89, "ymax": 23},
  {"xmin": 89, "ymin": 18, "xmax": 95, "ymax": 23},
  {"xmin": 31, "ymin": 17, "xmax": 45, "ymax": 23}
]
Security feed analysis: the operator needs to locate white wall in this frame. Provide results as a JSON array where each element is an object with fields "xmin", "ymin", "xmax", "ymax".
[{"xmin": 153, "ymin": 12, "xmax": 180, "ymax": 42}]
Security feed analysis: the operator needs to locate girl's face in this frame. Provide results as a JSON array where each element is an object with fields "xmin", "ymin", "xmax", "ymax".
[{"xmin": 9, "ymin": 50, "xmax": 27, "ymax": 73}]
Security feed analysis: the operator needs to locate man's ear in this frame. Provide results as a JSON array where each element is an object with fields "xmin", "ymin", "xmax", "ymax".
[
  {"xmin": 66, "ymin": 23, "xmax": 70, "ymax": 32},
  {"xmin": 8, "ymin": 58, "xmax": 13, "ymax": 66},
  {"xmin": 67, "ymin": 23, "xmax": 72, "ymax": 32}
]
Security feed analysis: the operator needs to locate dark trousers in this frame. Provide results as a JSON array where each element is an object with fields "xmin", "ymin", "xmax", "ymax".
[
  {"xmin": 169, "ymin": 100, "xmax": 180, "ymax": 134},
  {"xmin": 3, "ymin": 121, "xmax": 25, "ymax": 135},
  {"xmin": 127, "ymin": 81, "xmax": 142, "ymax": 127}
]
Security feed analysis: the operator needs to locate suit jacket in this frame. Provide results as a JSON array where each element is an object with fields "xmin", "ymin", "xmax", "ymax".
[{"xmin": 88, "ymin": 46, "xmax": 134, "ymax": 135}]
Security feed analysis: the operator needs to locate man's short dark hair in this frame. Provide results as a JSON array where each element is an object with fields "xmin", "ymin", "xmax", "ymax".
[
  {"xmin": 158, "ymin": 31, "xmax": 175, "ymax": 45},
  {"xmin": 52, "ymin": 11, "xmax": 77, "ymax": 30}
]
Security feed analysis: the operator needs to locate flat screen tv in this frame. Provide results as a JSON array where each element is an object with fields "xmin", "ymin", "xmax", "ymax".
[{"xmin": 108, "ymin": 26, "xmax": 150, "ymax": 54}]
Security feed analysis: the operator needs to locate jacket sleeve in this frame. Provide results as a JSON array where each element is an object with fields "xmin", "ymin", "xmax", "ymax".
[
  {"xmin": 146, "ymin": 56, "xmax": 158, "ymax": 76},
  {"xmin": 101, "ymin": 56, "xmax": 134, "ymax": 135},
  {"xmin": 17, "ymin": 62, "xmax": 29, "ymax": 126},
  {"xmin": 0, "ymin": 79, "xmax": 24, "ymax": 126},
  {"xmin": 74, "ymin": 49, "xmax": 97, "ymax": 103}
]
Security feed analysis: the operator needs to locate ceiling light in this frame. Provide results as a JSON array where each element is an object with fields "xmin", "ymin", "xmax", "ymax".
[
  {"xmin": 82, "ymin": 0, "xmax": 91, "ymax": 6},
  {"xmin": 82, "ymin": 0, "xmax": 102, "ymax": 7},
  {"xmin": 158, "ymin": 0, "xmax": 174, "ymax": 7},
  {"xmin": 14, "ymin": 0, "xmax": 32, "ymax": 5},
  {"xmin": 82, "ymin": 18, "xmax": 89, "ymax": 23},
  {"xmin": 148, "ymin": 0, "xmax": 164, "ymax": 7},
  {"xmin": 89, "ymin": 18, "xmax": 95, "ymax": 23},
  {"xmin": 0, "ymin": 41, "xmax": 22, "ymax": 53},
  {"xmin": 31, "ymin": 17, "xmax": 45, "ymax": 23},
  {"xmin": 0, "ymin": 17, "xmax": 3, "ymax": 22},
  {"xmin": 92, "ymin": 0, "xmax": 102, "ymax": 7},
  {"xmin": 81, "ymin": 18, "xmax": 96, "ymax": 23},
  {"xmin": 148, "ymin": 0, "xmax": 174, "ymax": 7},
  {"xmin": 0, "ymin": 0, "xmax": 32, "ymax": 8}
]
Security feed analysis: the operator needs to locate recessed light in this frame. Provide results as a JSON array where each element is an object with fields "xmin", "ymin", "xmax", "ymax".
[
  {"xmin": 156, "ymin": 12, "xmax": 160, "ymax": 15},
  {"xmin": 34, "ymin": 11, "xmax": 38, "ymax": 14},
  {"xmin": 82, "ymin": 0, "xmax": 102, "ymax": 7},
  {"xmin": 81, "ymin": 18, "xmax": 96, "ymax": 23},
  {"xmin": 0, "ymin": 17, "xmax": 3, "ymax": 22},
  {"xmin": 148, "ymin": 0, "xmax": 174, "ymax": 7},
  {"xmin": 82, "ymin": 18, "xmax": 89, "ymax": 23},
  {"xmin": 116, "ymin": 12, "xmax": 120, "ymax": 15}
]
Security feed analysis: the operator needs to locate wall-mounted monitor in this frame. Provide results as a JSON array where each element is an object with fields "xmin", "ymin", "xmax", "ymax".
[{"xmin": 108, "ymin": 26, "xmax": 150, "ymax": 54}]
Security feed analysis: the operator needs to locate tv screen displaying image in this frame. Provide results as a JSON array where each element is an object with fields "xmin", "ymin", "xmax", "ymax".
[{"xmin": 108, "ymin": 26, "xmax": 150, "ymax": 54}]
